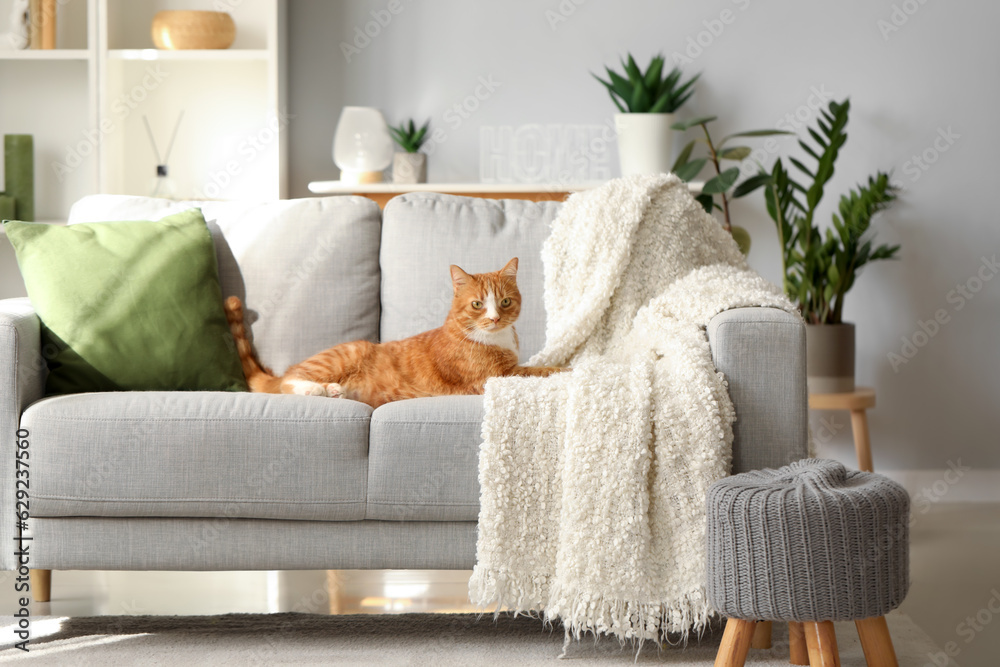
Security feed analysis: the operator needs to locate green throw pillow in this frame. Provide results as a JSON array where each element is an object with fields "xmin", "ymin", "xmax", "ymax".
[{"xmin": 3, "ymin": 209, "xmax": 248, "ymax": 395}]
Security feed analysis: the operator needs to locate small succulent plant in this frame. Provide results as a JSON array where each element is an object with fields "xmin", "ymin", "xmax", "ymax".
[
  {"xmin": 593, "ymin": 53, "xmax": 698, "ymax": 113},
  {"xmin": 389, "ymin": 119, "xmax": 430, "ymax": 153}
]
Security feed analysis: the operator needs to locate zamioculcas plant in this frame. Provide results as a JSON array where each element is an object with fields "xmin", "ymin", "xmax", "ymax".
[
  {"xmin": 593, "ymin": 54, "xmax": 698, "ymax": 113},
  {"xmin": 389, "ymin": 119, "xmax": 430, "ymax": 153},
  {"xmin": 747, "ymin": 99, "xmax": 900, "ymax": 324},
  {"xmin": 670, "ymin": 115, "xmax": 790, "ymax": 253}
]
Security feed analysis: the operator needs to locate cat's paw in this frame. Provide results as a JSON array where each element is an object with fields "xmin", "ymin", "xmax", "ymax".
[
  {"xmin": 287, "ymin": 379, "xmax": 329, "ymax": 396},
  {"xmin": 324, "ymin": 383, "xmax": 344, "ymax": 398}
]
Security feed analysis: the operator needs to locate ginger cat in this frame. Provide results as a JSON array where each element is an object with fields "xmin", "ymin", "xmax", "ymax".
[{"xmin": 224, "ymin": 258, "xmax": 563, "ymax": 408}]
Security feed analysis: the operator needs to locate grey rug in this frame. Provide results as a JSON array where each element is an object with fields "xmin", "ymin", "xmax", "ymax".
[{"xmin": 0, "ymin": 610, "xmax": 950, "ymax": 666}]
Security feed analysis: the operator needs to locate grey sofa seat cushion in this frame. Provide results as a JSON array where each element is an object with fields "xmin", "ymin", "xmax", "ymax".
[
  {"xmin": 68, "ymin": 195, "xmax": 382, "ymax": 375},
  {"xmin": 367, "ymin": 396, "xmax": 484, "ymax": 521},
  {"xmin": 22, "ymin": 392, "xmax": 372, "ymax": 521},
  {"xmin": 379, "ymin": 194, "xmax": 560, "ymax": 362}
]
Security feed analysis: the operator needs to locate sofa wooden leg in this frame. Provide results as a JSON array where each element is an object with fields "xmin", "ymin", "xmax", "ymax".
[
  {"xmin": 30, "ymin": 569, "xmax": 51, "ymax": 602},
  {"xmin": 803, "ymin": 621, "xmax": 840, "ymax": 667},
  {"xmin": 789, "ymin": 621, "xmax": 809, "ymax": 665},
  {"xmin": 714, "ymin": 618, "xmax": 756, "ymax": 667},
  {"xmin": 855, "ymin": 616, "xmax": 898, "ymax": 667},
  {"xmin": 750, "ymin": 620, "xmax": 772, "ymax": 649}
]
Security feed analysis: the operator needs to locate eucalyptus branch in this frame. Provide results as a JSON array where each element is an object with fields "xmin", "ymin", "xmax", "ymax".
[
  {"xmin": 700, "ymin": 122, "xmax": 732, "ymax": 232},
  {"xmin": 671, "ymin": 115, "xmax": 791, "ymax": 254}
]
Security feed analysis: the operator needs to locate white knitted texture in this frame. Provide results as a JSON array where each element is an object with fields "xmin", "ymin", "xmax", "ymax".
[{"xmin": 469, "ymin": 174, "xmax": 800, "ymax": 645}]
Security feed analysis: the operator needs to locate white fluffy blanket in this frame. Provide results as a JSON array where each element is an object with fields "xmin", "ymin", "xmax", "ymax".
[{"xmin": 469, "ymin": 174, "xmax": 797, "ymax": 645}]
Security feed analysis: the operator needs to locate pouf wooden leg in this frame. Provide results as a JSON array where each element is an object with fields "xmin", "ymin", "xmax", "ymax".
[
  {"xmin": 751, "ymin": 620, "xmax": 772, "ymax": 648},
  {"xmin": 855, "ymin": 616, "xmax": 899, "ymax": 667},
  {"xmin": 30, "ymin": 569, "xmax": 51, "ymax": 602},
  {"xmin": 715, "ymin": 618, "xmax": 757, "ymax": 667},
  {"xmin": 803, "ymin": 621, "xmax": 840, "ymax": 667},
  {"xmin": 789, "ymin": 621, "xmax": 809, "ymax": 665}
]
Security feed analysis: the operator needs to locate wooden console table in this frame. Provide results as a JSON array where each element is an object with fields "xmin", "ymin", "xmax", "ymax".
[
  {"xmin": 307, "ymin": 181, "xmax": 705, "ymax": 209},
  {"xmin": 306, "ymin": 181, "xmax": 598, "ymax": 208}
]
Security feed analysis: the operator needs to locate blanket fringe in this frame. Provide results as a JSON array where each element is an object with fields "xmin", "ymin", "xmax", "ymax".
[{"xmin": 473, "ymin": 567, "xmax": 715, "ymax": 656}]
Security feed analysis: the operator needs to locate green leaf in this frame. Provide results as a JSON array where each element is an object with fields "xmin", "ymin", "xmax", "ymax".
[
  {"xmin": 670, "ymin": 89, "xmax": 696, "ymax": 112},
  {"xmin": 731, "ymin": 225, "xmax": 752, "ymax": 255},
  {"xmin": 643, "ymin": 55, "xmax": 664, "ymax": 92},
  {"xmin": 671, "ymin": 115, "xmax": 717, "ymax": 132},
  {"xmin": 720, "ymin": 146, "xmax": 752, "ymax": 161},
  {"xmin": 701, "ymin": 167, "xmax": 740, "ymax": 194},
  {"xmin": 674, "ymin": 157, "xmax": 707, "ymax": 181},
  {"xmin": 789, "ymin": 157, "xmax": 814, "ymax": 178},
  {"xmin": 807, "ymin": 127, "xmax": 827, "ymax": 149},
  {"xmin": 671, "ymin": 72, "xmax": 700, "ymax": 99},
  {"xmin": 664, "ymin": 72, "xmax": 699, "ymax": 112},
  {"xmin": 671, "ymin": 140, "xmax": 696, "ymax": 173},
  {"xmin": 732, "ymin": 173, "xmax": 771, "ymax": 198},
  {"xmin": 606, "ymin": 69, "xmax": 634, "ymax": 102},
  {"xmin": 630, "ymin": 85, "xmax": 651, "ymax": 113},
  {"xmin": 593, "ymin": 75, "xmax": 624, "ymax": 112},
  {"xmin": 624, "ymin": 54, "xmax": 642, "ymax": 84},
  {"xmin": 648, "ymin": 95, "xmax": 672, "ymax": 113},
  {"xmin": 695, "ymin": 193, "xmax": 715, "ymax": 213},
  {"xmin": 799, "ymin": 140, "xmax": 821, "ymax": 162},
  {"xmin": 658, "ymin": 67, "xmax": 682, "ymax": 97},
  {"xmin": 719, "ymin": 129, "xmax": 792, "ymax": 147}
]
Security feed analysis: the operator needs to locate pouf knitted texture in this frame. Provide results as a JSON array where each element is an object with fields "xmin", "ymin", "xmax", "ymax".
[{"xmin": 706, "ymin": 458, "xmax": 910, "ymax": 622}]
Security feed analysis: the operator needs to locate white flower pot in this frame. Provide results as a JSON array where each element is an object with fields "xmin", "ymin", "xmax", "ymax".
[
  {"xmin": 614, "ymin": 112, "xmax": 675, "ymax": 177},
  {"xmin": 392, "ymin": 152, "xmax": 427, "ymax": 184}
]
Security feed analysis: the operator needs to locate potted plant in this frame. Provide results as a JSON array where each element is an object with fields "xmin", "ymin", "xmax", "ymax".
[
  {"xmin": 593, "ymin": 54, "xmax": 698, "ymax": 176},
  {"xmin": 748, "ymin": 99, "xmax": 900, "ymax": 393},
  {"xmin": 389, "ymin": 119, "xmax": 430, "ymax": 184},
  {"xmin": 669, "ymin": 115, "xmax": 790, "ymax": 254}
]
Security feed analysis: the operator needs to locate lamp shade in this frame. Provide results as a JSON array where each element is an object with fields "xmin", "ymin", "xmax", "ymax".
[{"xmin": 333, "ymin": 107, "xmax": 394, "ymax": 183}]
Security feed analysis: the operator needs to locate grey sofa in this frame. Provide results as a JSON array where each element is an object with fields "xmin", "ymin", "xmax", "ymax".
[{"xmin": 0, "ymin": 193, "xmax": 807, "ymax": 599}]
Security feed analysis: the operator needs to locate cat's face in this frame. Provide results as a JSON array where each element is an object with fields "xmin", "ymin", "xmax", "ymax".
[{"xmin": 449, "ymin": 258, "xmax": 521, "ymax": 334}]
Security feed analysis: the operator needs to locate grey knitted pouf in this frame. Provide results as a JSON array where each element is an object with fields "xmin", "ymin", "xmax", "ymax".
[{"xmin": 705, "ymin": 458, "xmax": 910, "ymax": 622}]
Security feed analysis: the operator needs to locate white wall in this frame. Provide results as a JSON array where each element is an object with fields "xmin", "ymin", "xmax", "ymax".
[
  {"xmin": 288, "ymin": 0, "xmax": 1000, "ymax": 475},
  {"xmin": 0, "ymin": 239, "xmax": 25, "ymax": 298}
]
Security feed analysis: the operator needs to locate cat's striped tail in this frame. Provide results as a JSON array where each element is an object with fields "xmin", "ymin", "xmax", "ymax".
[{"xmin": 223, "ymin": 296, "xmax": 282, "ymax": 393}]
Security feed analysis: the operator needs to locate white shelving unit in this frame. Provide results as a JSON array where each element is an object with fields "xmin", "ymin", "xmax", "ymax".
[
  {"xmin": 0, "ymin": 0, "xmax": 97, "ymax": 221},
  {"xmin": 99, "ymin": 0, "xmax": 286, "ymax": 202},
  {"xmin": 107, "ymin": 49, "xmax": 270, "ymax": 61},
  {"xmin": 0, "ymin": 49, "xmax": 91, "ymax": 60},
  {"xmin": 0, "ymin": 0, "xmax": 286, "ymax": 220}
]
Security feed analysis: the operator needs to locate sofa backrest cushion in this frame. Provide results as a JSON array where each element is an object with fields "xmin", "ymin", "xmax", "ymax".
[
  {"xmin": 380, "ymin": 194, "xmax": 560, "ymax": 362},
  {"xmin": 68, "ymin": 195, "xmax": 382, "ymax": 375}
]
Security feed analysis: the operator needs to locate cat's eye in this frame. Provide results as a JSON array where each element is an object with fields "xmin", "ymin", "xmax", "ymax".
[
  {"xmin": 471, "ymin": 301, "xmax": 483, "ymax": 309},
  {"xmin": 500, "ymin": 298, "xmax": 511, "ymax": 307}
]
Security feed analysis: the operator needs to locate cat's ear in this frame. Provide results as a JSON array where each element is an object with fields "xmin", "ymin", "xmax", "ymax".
[
  {"xmin": 450, "ymin": 265, "xmax": 471, "ymax": 293},
  {"xmin": 501, "ymin": 257, "xmax": 518, "ymax": 279}
]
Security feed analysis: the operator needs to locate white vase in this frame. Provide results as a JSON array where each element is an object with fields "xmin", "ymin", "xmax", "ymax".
[
  {"xmin": 614, "ymin": 113, "xmax": 675, "ymax": 177},
  {"xmin": 333, "ymin": 107, "xmax": 394, "ymax": 184},
  {"xmin": 392, "ymin": 152, "xmax": 427, "ymax": 184}
]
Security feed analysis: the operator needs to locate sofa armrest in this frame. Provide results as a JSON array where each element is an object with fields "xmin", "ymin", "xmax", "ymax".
[
  {"xmin": 708, "ymin": 307, "xmax": 808, "ymax": 474},
  {"xmin": 1, "ymin": 298, "xmax": 46, "ymax": 570}
]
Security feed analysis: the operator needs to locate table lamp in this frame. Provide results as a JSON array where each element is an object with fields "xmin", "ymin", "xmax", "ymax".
[{"xmin": 333, "ymin": 107, "xmax": 394, "ymax": 184}]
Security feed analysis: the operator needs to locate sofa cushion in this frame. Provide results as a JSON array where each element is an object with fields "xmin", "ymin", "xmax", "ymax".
[
  {"xmin": 4, "ymin": 210, "xmax": 246, "ymax": 395},
  {"xmin": 367, "ymin": 396, "xmax": 483, "ymax": 521},
  {"xmin": 68, "ymin": 195, "xmax": 382, "ymax": 375},
  {"xmin": 379, "ymin": 194, "xmax": 560, "ymax": 362},
  {"xmin": 23, "ymin": 392, "xmax": 371, "ymax": 521}
]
